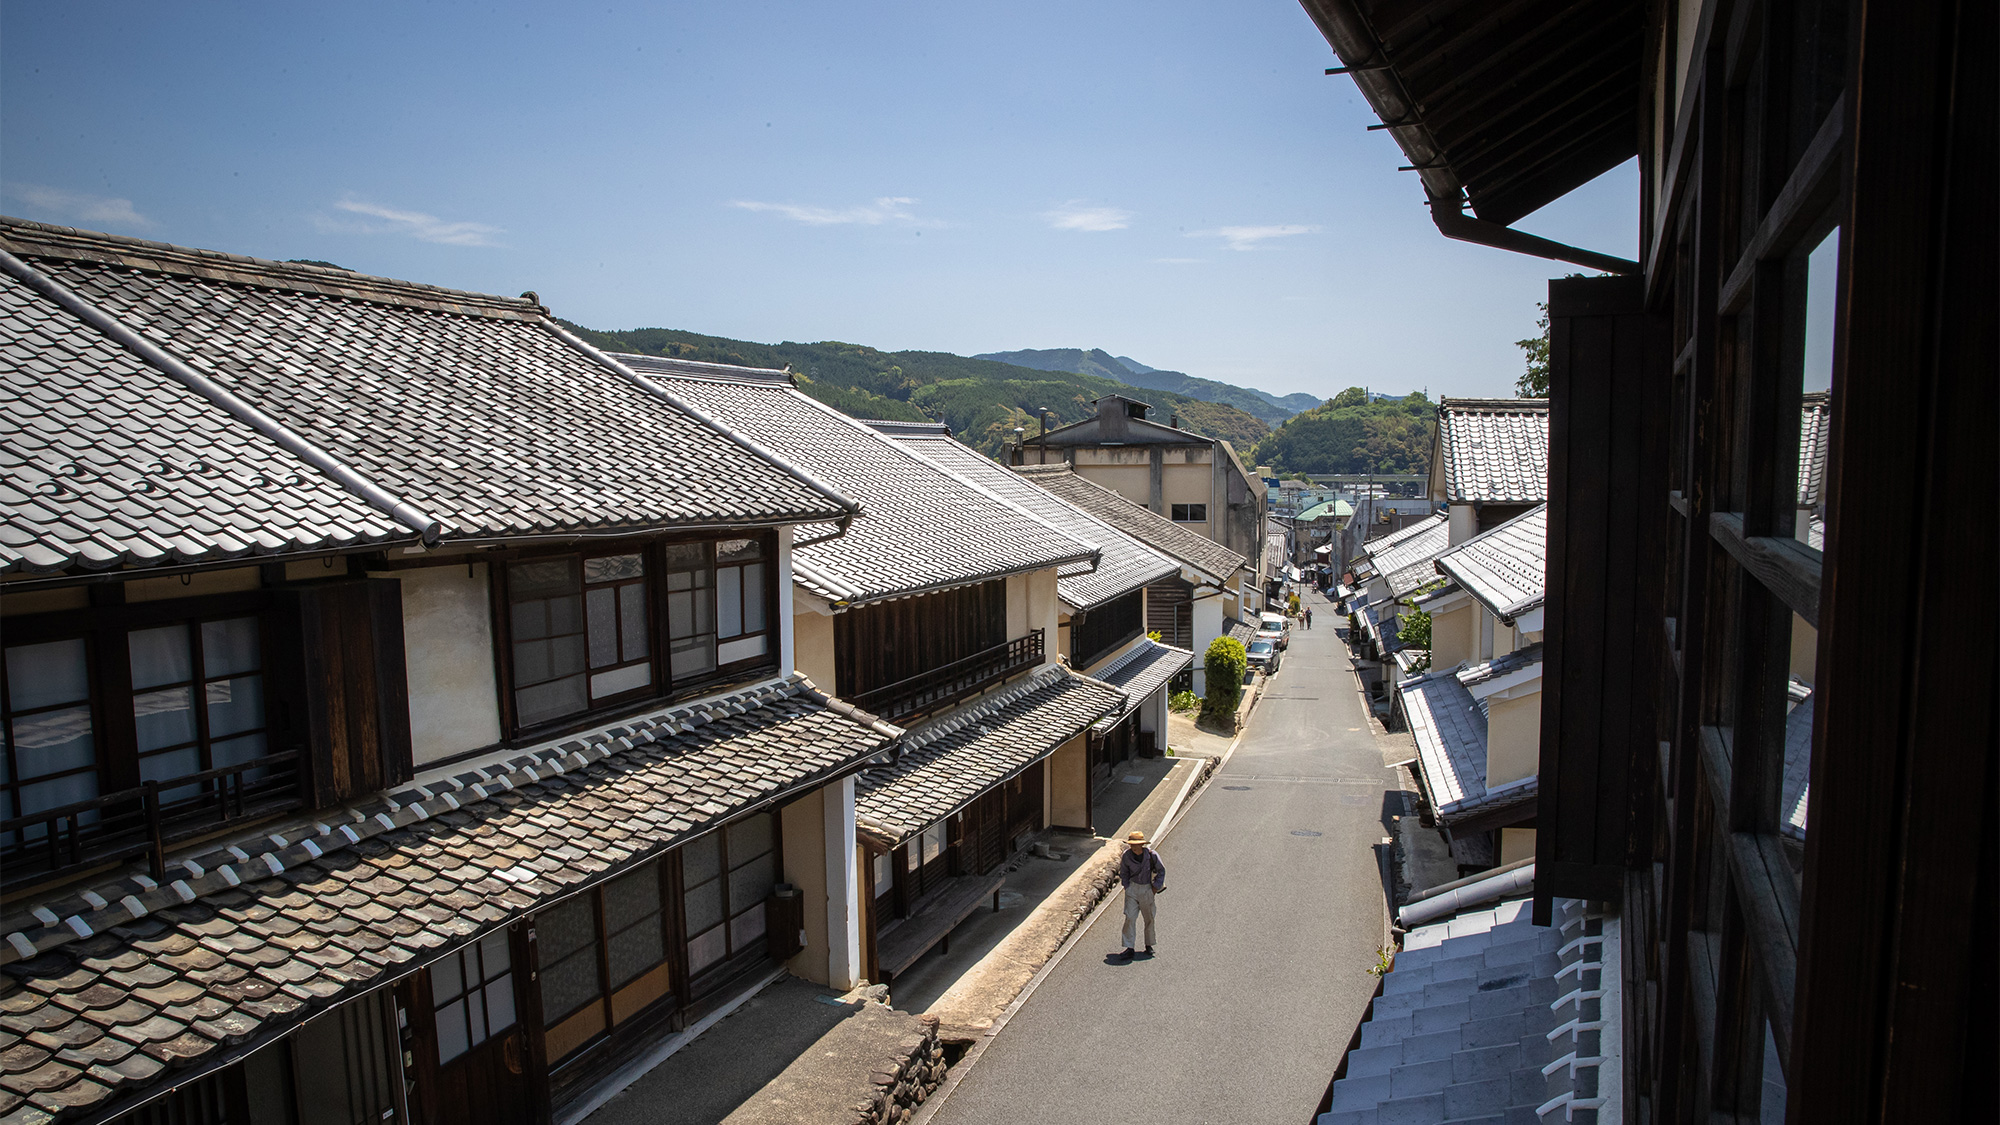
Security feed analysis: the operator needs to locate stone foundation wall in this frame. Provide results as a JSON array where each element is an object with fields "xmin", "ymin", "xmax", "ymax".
[{"xmin": 850, "ymin": 1014, "xmax": 946, "ymax": 1125}]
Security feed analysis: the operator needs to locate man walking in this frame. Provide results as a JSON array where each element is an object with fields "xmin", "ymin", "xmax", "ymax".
[
  {"xmin": 1117, "ymin": 830, "xmax": 1166, "ymax": 959},
  {"xmin": 1304, "ymin": 606, "xmax": 1313, "ymax": 630}
]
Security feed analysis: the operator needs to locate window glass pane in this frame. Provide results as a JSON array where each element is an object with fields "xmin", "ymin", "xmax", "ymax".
[
  {"xmin": 920, "ymin": 824, "xmax": 944, "ymax": 866},
  {"xmin": 718, "ymin": 567, "xmax": 743, "ymax": 639},
  {"xmin": 873, "ymin": 852, "xmax": 893, "ymax": 897},
  {"xmin": 539, "ymin": 897, "xmax": 598, "ymax": 960},
  {"xmin": 741, "ymin": 564, "xmax": 765, "ymax": 634},
  {"xmin": 205, "ymin": 675, "xmax": 263, "ymax": 737},
  {"xmin": 200, "ymin": 618, "xmax": 260, "ymax": 678},
  {"xmin": 547, "ymin": 594, "xmax": 583, "ymax": 637},
  {"xmin": 540, "ymin": 947, "xmax": 601, "ymax": 1023},
  {"xmin": 133, "ymin": 686, "xmax": 197, "ymax": 752},
  {"xmin": 129, "ymin": 625, "xmax": 193, "ymax": 690},
  {"xmin": 607, "ymin": 916, "xmax": 666, "ymax": 989},
  {"xmin": 728, "ymin": 853, "xmax": 775, "ymax": 916},
  {"xmin": 590, "ymin": 665, "xmax": 651, "ymax": 700},
  {"xmin": 431, "ymin": 950, "xmax": 466, "ymax": 1005},
  {"xmin": 727, "ymin": 815, "xmax": 773, "ymax": 864},
  {"xmin": 716, "ymin": 636, "xmax": 767, "ymax": 666},
  {"xmin": 587, "ymin": 587, "xmax": 618, "ymax": 669},
  {"xmin": 663, "ymin": 543, "xmax": 710, "ymax": 572},
  {"xmin": 605, "ymin": 864, "xmax": 662, "ymax": 931},
  {"xmin": 140, "ymin": 747, "xmax": 201, "ymax": 789},
  {"xmin": 683, "ymin": 879, "xmax": 724, "ymax": 937},
  {"xmin": 9, "ymin": 705, "xmax": 96, "ymax": 778},
  {"xmin": 511, "ymin": 600, "xmax": 549, "ymax": 642},
  {"xmin": 479, "ymin": 931, "xmax": 511, "ymax": 980},
  {"xmin": 686, "ymin": 926, "xmax": 726, "ymax": 974},
  {"xmin": 435, "ymin": 999, "xmax": 469, "ymax": 1065},
  {"xmin": 6, "ymin": 639, "xmax": 90, "ymax": 709},
  {"xmin": 511, "ymin": 558, "xmax": 579, "ymax": 599},
  {"xmin": 670, "ymin": 637, "xmax": 716, "ymax": 680},
  {"xmin": 730, "ymin": 905, "xmax": 766, "ymax": 952},
  {"xmin": 464, "ymin": 989, "xmax": 487, "ymax": 1047},
  {"xmin": 619, "ymin": 585, "xmax": 648, "ymax": 664},
  {"xmin": 15, "ymin": 773, "xmax": 99, "ymax": 824},
  {"xmin": 210, "ymin": 734, "xmax": 268, "ymax": 776},
  {"xmin": 515, "ymin": 675, "xmax": 586, "ymax": 727},
  {"xmin": 682, "ymin": 834, "xmax": 721, "ymax": 885},
  {"xmin": 485, "ymin": 979, "xmax": 516, "ymax": 1036},
  {"xmin": 716, "ymin": 538, "xmax": 762, "ymax": 563},
  {"xmin": 585, "ymin": 554, "xmax": 644, "ymax": 584}
]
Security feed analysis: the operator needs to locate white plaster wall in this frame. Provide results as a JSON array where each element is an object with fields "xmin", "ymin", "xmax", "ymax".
[
  {"xmin": 1028, "ymin": 569, "xmax": 1061, "ymax": 669},
  {"xmin": 392, "ymin": 563, "xmax": 503, "ymax": 765},
  {"xmin": 793, "ymin": 604, "xmax": 837, "ymax": 695},
  {"xmin": 778, "ymin": 533, "xmax": 797, "ymax": 677},
  {"xmin": 1500, "ymin": 827, "xmax": 1537, "ymax": 865},
  {"xmin": 1448, "ymin": 504, "xmax": 1478, "ymax": 546},
  {"xmin": 781, "ymin": 786, "xmax": 830, "ymax": 985},
  {"xmin": 1190, "ymin": 592, "xmax": 1225, "ymax": 695},
  {"xmin": 1486, "ymin": 690, "xmax": 1542, "ymax": 789},
  {"xmin": 1431, "ymin": 603, "xmax": 1477, "ymax": 669}
]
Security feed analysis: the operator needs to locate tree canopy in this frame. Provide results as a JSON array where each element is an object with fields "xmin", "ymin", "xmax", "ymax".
[{"xmin": 1251, "ymin": 389, "xmax": 1433, "ymax": 475}]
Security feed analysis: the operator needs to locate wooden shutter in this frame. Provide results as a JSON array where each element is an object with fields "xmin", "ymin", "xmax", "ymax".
[
  {"xmin": 1533, "ymin": 275, "xmax": 1671, "ymax": 918},
  {"xmin": 281, "ymin": 579, "xmax": 414, "ymax": 807}
]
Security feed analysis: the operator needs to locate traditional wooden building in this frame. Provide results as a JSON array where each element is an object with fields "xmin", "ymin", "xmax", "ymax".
[
  {"xmin": 0, "ymin": 221, "xmax": 903, "ymax": 1125},
  {"xmin": 1301, "ymin": 0, "xmax": 1994, "ymax": 1120}
]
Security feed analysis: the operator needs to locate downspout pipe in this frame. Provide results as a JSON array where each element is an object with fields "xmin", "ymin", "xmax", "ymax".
[
  {"xmin": 1428, "ymin": 196, "xmax": 1640, "ymax": 275},
  {"xmin": 0, "ymin": 247, "xmax": 442, "ymax": 545}
]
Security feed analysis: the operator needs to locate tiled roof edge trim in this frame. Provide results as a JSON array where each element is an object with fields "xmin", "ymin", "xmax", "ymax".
[
  {"xmin": 0, "ymin": 247, "xmax": 444, "ymax": 546},
  {"xmin": 1433, "ymin": 503, "xmax": 1549, "ymax": 620},
  {"xmin": 896, "ymin": 665, "xmax": 1123, "ymax": 753},
  {"xmin": 0, "ymin": 217, "xmax": 544, "ymax": 319},
  {"xmin": 613, "ymin": 351, "xmax": 794, "ymax": 384},
  {"xmin": 858, "ymin": 419, "xmax": 953, "ymax": 438},
  {"xmin": 0, "ymin": 675, "xmax": 864, "ymax": 967},
  {"xmin": 556, "ymin": 331, "xmax": 863, "ymax": 524},
  {"xmin": 1437, "ymin": 396, "xmax": 1551, "ymax": 412}
]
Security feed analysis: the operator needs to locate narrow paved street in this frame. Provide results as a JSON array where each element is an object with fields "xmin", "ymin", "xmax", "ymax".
[{"xmin": 933, "ymin": 590, "xmax": 1397, "ymax": 1125}]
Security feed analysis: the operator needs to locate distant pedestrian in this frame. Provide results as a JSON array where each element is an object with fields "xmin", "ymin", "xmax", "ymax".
[
  {"xmin": 1304, "ymin": 607, "xmax": 1314, "ymax": 630},
  {"xmin": 1117, "ymin": 831, "xmax": 1166, "ymax": 959}
]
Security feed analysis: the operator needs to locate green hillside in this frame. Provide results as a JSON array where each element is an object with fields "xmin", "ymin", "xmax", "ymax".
[
  {"xmin": 564, "ymin": 325, "xmax": 1270, "ymax": 458},
  {"xmin": 976, "ymin": 347, "xmax": 1324, "ymax": 423},
  {"xmin": 1251, "ymin": 387, "xmax": 1434, "ymax": 475}
]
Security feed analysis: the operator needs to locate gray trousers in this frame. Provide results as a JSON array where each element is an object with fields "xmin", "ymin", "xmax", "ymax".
[{"xmin": 1122, "ymin": 885, "xmax": 1157, "ymax": 949}]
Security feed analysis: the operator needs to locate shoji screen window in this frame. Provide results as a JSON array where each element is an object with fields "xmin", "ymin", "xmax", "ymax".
[
  {"xmin": 713, "ymin": 539, "xmax": 770, "ymax": 667},
  {"xmin": 681, "ymin": 813, "xmax": 777, "ymax": 977},
  {"xmin": 1, "ymin": 637, "xmax": 98, "ymax": 839}
]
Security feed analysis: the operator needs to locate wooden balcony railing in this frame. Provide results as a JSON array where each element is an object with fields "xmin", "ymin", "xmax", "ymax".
[
  {"xmin": 851, "ymin": 630, "xmax": 1044, "ymax": 722},
  {"xmin": 1, "ymin": 750, "xmax": 303, "ymax": 891}
]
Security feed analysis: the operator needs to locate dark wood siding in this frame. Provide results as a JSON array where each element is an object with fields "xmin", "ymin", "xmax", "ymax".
[
  {"xmin": 1143, "ymin": 578, "xmax": 1193, "ymax": 648},
  {"xmin": 285, "ymin": 579, "xmax": 413, "ymax": 807},
  {"xmin": 833, "ymin": 580, "xmax": 1006, "ymax": 699},
  {"xmin": 1071, "ymin": 589, "xmax": 1143, "ymax": 670}
]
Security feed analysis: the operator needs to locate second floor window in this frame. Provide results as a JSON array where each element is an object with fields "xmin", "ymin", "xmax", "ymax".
[
  {"xmin": 1170, "ymin": 503, "xmax": 1207, "ymax": 522},
  {"xmin": 504, "ymin": 534, "xmax": 779, "ymax": 735}
]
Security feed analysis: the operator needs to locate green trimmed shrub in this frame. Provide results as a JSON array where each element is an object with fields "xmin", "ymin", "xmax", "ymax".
[{"xmin": 1201, "ymin": 636, "xmax": 1248, "ymax": 722}]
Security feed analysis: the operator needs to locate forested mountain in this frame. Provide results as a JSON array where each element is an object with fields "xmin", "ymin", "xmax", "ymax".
[
  {"xmin": 1250, "ymin": 388, "xmax": 1434, "ymax": 475},
  {"xmin": 975, "ymin": 347, "xmax": 1321, "ymax": 424},
  {"xmin": 565, "ymin": 325, "xmax": 1270, "ymax": 458}
]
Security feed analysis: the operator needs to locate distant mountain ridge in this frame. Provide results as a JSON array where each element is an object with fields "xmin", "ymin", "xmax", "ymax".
[
  {"xmin": 974, "ymin": 347, "xmax": 1324, "ymax": 424},
  {"xmin": 562, "ymin": 325, "xmax": 1271, "ymax": 459}
]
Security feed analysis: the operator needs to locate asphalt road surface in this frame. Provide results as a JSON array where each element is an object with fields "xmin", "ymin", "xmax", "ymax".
[{"xmin": 933, "ymin": 589, "xmax": 1397, "ymax": 1125}]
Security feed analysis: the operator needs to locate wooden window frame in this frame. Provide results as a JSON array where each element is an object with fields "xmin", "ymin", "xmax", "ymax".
[{"xmin": 491, "ymin": 531, "xmax": 781, "ymax": 743}]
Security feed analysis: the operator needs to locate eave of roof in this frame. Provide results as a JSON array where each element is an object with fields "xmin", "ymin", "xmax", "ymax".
[
  {"xmin": 1434, "ymin": 398, "xmax": 1550, "ymax": 505},
  {"xmin": 1433, "ymin": 503, "xmax": 1548, "ymax": 621},
  {"xmin": 0, "ymin": 675, "xmax": 898, "ymax": 1122},
  {"xmin": 1084, "ymin": 639, "xmax": 1194, "ymax": 734}
]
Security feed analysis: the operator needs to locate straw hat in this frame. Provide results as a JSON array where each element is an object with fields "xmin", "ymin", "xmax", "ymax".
[{"xmin": 1125, "ymin": 831, "xmax": 1149, "ymax": 847}]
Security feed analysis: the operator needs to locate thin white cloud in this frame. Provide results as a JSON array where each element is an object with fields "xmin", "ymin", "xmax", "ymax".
[
  {"xmin": 1190, "ymin": 224, "xmax": 1322, "ymax": 251},
  {"xmin": 4, "ymin": 183, "xmax": 152, "ymax": 228},
  {"xmin": 315, "ymin": 196, "xmax": 503, "ymax": 246},
  {"xmin": 1151, "ymin": 257, "xmax": 1206, "ymax": 264},
  {"xmin": 729, "ymin": 196, "xmax": 944, "ymax": 228},
  {"xmin": 1043, "ymin": 201, "xmax": 1133, "ymax": 232}
]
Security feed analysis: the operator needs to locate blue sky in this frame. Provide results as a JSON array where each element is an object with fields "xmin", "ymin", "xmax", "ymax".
[{"xmin": 1, "ymin": 0, "xmax": 1645, "ymax": 401}]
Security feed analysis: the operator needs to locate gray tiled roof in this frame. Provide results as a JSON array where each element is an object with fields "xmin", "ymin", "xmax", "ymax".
[
  {"xmin": 1399, "ymin": 669, "xmax": 1536, "ymax": 822},
  {"xmin": 1320, "ymin": 896, "xmax": 1615, "ymax": 1124},
  {"xmin": 1436, "ymin": 398, "xmax": 1549, "ymax": 504},
  {"xmin": 0, "ymin": 676, "xmax": 896, "ymax": 1124},
  {"xmin": 1435, "ymin": 505, "xmax": 1547, "ymax": 623},
  {"xmin": 852, "ymin": 666, "xmax": 1125, "ymax": 849},
  {"xmin": 1799, "ymin": 391, "xmax": 1830, "ymax": 508},
  {"xmin": 1365, "ymin": 514, "xmax": 1452, "ymax": 598},
  {"xmin": 1223, "ymin": 617, "xmax": 1260, "ymax": 645},
  {"xmin": 0, "ymin": 220, "xmax": 855, "ymax": 576},
  {"xmin": 884, "ymin": 433, "xmax": 1179, "ymax": 611},
  {"xmin": 1083, "ymin": 639, "xmax": 1193, "ymax": 734},
  {"xmin": 1013, "ymin": 465, "xmax": 1245, "ymax": 583},
  {"xmin": 858, "ymin": 419, "xmax": 953, "ymax": 439},
  {"xmin": 0, "ymin": 269, "xmax": 411, "ymax": 573},
  {"xmin": 1456, "ymin": 644, "xmax": 1544, "ymax": 691},
  {"xmin": 617, "ymin": 355, "xmax": 1099, "ymax": 605}
]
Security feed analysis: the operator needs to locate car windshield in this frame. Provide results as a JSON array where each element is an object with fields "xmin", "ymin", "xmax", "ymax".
[{"xmin": 1248, "ymin": 641, "xmax": 1274, "ymax": 654}]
